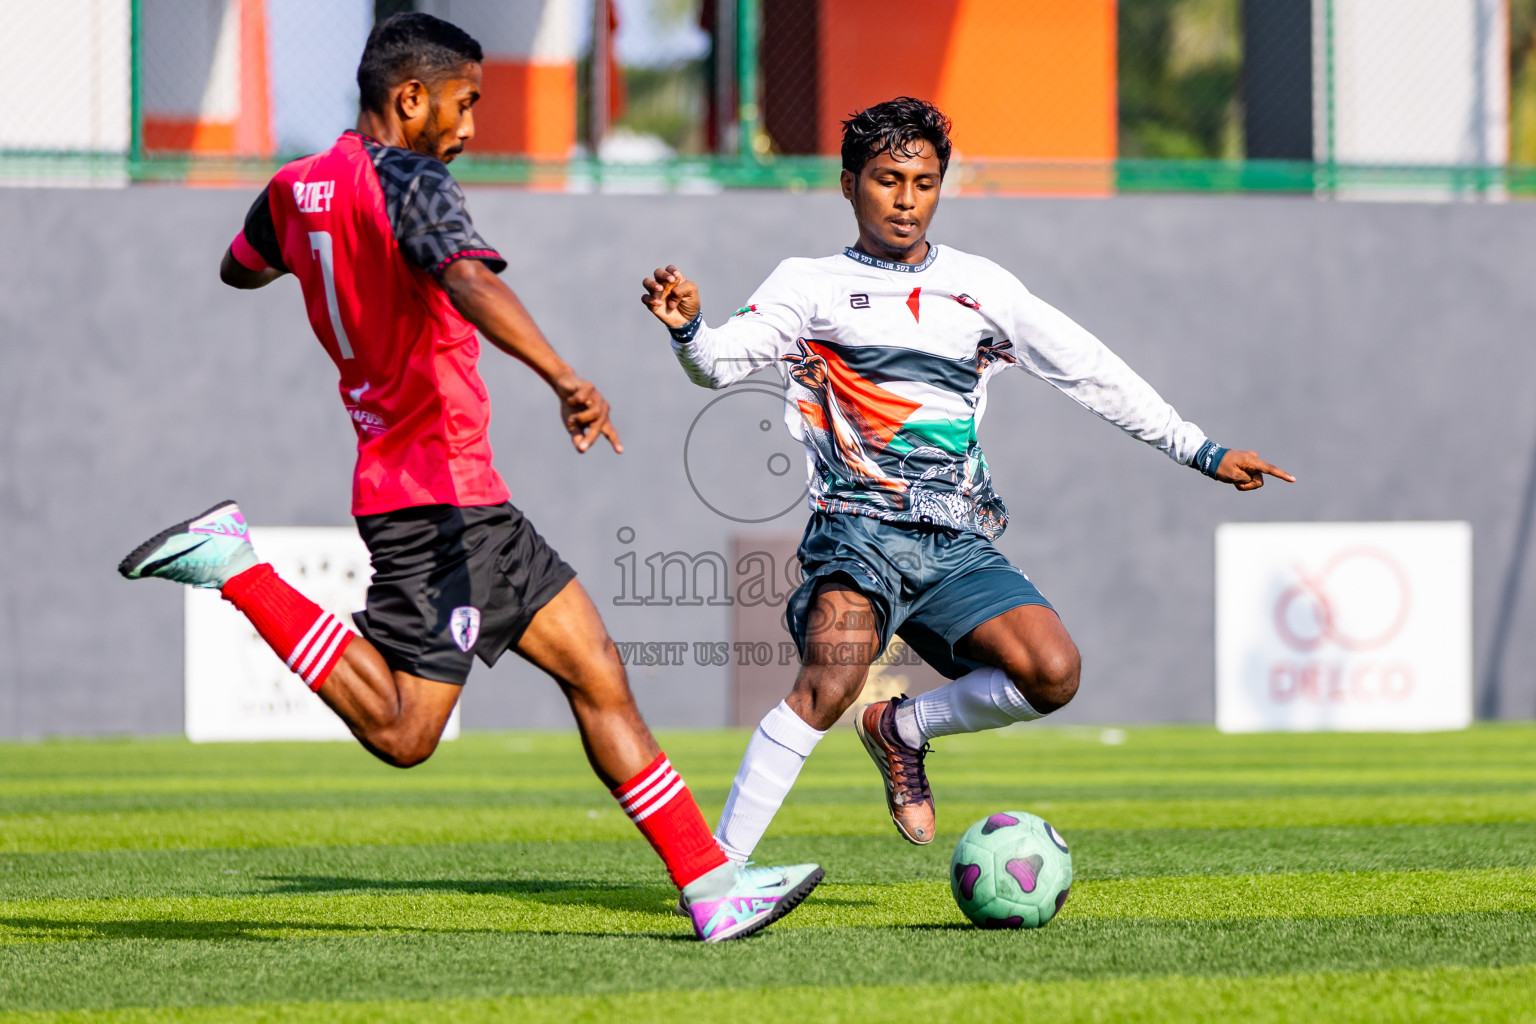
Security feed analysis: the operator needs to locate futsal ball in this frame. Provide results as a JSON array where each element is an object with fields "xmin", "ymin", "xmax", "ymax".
[{"xmin": 950, "ymin": 811, "xmax": 1073, "ymax": 929}]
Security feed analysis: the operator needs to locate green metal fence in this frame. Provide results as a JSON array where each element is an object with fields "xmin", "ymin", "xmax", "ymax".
[{"xmin": 2, "ymin": 0, "xmax": 1534, "ymax": 196}]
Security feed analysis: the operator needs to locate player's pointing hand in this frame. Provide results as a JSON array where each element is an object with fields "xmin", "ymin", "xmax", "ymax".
[
  {"xmin": 1214, "ymin": 450, "xmax": 1295, "ymax": 492},
  {"xmin": 555, "ymin": 373, "xmax": 623, "ymax": 454},
  {"xmin": 642, "ymin": 265, "xmax": 702, "ymax": 329}
]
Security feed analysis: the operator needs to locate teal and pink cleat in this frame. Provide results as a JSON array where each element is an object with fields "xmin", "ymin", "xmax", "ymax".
[
  {"xmin": 118, "ymin": 500, "xmax": 258, "ymax": 589},
  {"xmin": 684, "ymin": 862, "xmax": 824, "ymax": 942}
]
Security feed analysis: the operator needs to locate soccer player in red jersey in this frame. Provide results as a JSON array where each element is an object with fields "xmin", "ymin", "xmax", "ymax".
[{"xmin": 118, "ymin": 13, "xmax": 820, "ymax": 942}]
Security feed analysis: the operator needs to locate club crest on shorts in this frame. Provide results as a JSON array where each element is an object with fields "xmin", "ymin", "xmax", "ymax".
[{"xmin": 449, "ymin": 606, "xmax": 481, "ymax": 652}]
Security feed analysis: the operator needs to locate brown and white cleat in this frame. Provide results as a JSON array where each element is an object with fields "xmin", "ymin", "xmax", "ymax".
[{"xmin": 855, "ymin": 695, "xmax": 936, "ymax": 845}]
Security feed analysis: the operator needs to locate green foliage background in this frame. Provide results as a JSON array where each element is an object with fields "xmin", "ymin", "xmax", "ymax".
[
  {"xmin": 1119, "ymin": 0, "xmax": 1244, "ymax": 159},
  {"xmin": 1121, "ymin": 0, "xmax": 1536, "ymax": 163},
  {"xmin": 1512, "ymin": 0, "xmax": 1536, "ymax": 163}
]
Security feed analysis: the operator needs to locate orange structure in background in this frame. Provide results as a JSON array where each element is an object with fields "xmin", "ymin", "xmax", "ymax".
[
  {"xmin": 474, "ymin": 61, "xmax": 577, "ymax": 160},
  {"xmin": 142, "ymin": 0, "xmax": 272, "ymax": 156},
  {"xmin": 233, "ymin": 0, "xmax": 272, "ymax": 156},
  {"xmin": 139, "ymin": 0, "xmax": 578, "ymax": 163},
  {"xmin": 765, "ymin": 0, "xmax": 1117, "ymax": 162},
  {"xmin": 141, "ymin": 116, "xmax": 239, "ymax": 157},
  {"xmin": 417, "ymin": 0, "xmax": 579, "ymax": 161}
]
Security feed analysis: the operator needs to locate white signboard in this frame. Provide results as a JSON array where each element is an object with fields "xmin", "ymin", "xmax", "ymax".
[
  {"xmin": 1316, "ymin": 0, "xmax": 1507, "ymax": 168},
  {"xmin": 1216, "ymin": 522, "xmax": 1471, "ymax": 733},
  {"xmin": 185, "ymin": 527, "xmax": 461, "ymax": 743}
]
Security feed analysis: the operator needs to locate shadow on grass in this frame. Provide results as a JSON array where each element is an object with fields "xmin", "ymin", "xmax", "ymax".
[
  {"xmin": 0, "ymin": 917, "xmax": 383, "ymax": 942},
  {"xmin": 0, "ymin": 879, "xmax": 838, "ymax": 945},
  {"xmin": 0, "ymin": 916, "xmax": 702, "ymax": 943},
  {"xmin": 259, "ymin": 876, "xmax": 679, "ymax": 915}
]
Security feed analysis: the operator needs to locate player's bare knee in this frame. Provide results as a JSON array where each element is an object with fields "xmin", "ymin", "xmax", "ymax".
[
  {"xmin": 1030, "ymin": 644, "xmax": 1081, "ymax": 711},
  {"xmin": 381, "ymin": 748, "xmax": 431, "ymax": 769},
  {"xmin": 361, "ymin": 713, "xmax": 442, "ymax": 768},
  {"xmin": 377, "ymin": 729, "xmax": 439, "ymax": 768},
  {"xmin": 1000, "ymin": 642, "xmax": 1079, "ymax": 714}
]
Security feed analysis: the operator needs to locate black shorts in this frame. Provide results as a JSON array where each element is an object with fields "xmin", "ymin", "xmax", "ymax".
[{"xmin": 352, "ymin": 502, "xmax": 576, "ymax": 686}]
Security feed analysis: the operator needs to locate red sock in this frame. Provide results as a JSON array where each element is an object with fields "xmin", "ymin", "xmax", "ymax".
[
  {"xmin": 612, "ymin": 753, "xmax": 729, "ymax": 889},
  {"xmin": 221, "ymin": 563, "xmax": 354, "ymax": 691}
]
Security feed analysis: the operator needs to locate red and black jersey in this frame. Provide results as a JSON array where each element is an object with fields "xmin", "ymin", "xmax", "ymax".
[{"xmin": 231, "ymin": 130, "xmax": 511, "ymax": 516}]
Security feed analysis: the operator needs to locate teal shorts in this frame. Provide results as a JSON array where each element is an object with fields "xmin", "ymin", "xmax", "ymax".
[{"xmin": 786, "ymin": 512, "xmax": 1053, "ymax": 680}]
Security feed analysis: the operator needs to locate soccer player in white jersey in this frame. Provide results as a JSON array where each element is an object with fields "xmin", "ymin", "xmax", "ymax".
[{"xmin": 640, "ymin": 97, "xmax": 1294, "ymax": 859}]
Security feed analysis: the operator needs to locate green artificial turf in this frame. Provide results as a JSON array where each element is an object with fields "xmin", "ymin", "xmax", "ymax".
[{"xmin": 2, "ymin": 724, "xmax": 1534, "ymax": 1021}]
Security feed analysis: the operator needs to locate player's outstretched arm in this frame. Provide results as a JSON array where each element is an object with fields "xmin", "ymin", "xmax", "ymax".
[
  {"xmin": 994, "ymin": 274, "xmax": 1295, "ymax": 494},
  {"xmin": 441, "ymin": 259, "xmax": 622, "ymax": 454},
  {"xmin": 640, "ymin": 265, "xmax": 701, "ymax": 328},
  {"xmin": 1212, "ymin": 450, "xmax": 1295, "ymax": 492}
]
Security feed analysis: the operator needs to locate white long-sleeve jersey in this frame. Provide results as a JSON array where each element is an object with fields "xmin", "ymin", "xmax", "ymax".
[{"xmin": 671, "ymin": 244, "xmax": 1212, "ymax": 539}]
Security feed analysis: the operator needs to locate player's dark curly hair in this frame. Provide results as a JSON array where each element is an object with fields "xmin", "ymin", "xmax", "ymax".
[
  {"xmin": 841, "ymin": 97, "xmax": 954, "ymax": 178},
  {"xmin": 357, "ymin": 13, "xmax": 484, "ymax": 113}
]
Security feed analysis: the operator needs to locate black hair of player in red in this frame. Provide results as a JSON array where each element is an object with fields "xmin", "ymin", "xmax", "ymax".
[
  {"xmin": 357, "ymin": 12, "xmax": 484, "ymax": 114},
  {"xmin": 840, "ymin": 97, "xmax": 954, "ymax": 179}
]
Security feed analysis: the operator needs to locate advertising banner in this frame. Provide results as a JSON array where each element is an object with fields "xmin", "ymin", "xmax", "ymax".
[
  {"xmin": 185, "ymin": 526, "xmax": 461, "ymax": 742},
  {"xmin": 1215, "ymin": 521, "xmax": 1472, "ymax": 733}
]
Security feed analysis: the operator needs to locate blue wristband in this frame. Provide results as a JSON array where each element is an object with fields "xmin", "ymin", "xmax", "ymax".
[
  {"xmin": 668, "ymin": 313, "xmax": 702, "ymax": 345},
  {"xmin": 1193, "ymin": 439, "xmax": 1229, "ymax": 479}
]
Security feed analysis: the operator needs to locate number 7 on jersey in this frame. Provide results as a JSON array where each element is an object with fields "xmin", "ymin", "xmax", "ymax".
[{"xmin": 308, "ymin": 231, "xmax": 355, "ymax": 359}]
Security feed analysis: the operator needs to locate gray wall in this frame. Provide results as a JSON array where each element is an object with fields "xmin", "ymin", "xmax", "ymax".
[{"xmin": 2, "ymin": 187, "xmax": 1534, "ymax": 736}]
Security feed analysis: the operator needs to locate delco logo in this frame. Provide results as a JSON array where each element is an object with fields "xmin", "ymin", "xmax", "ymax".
[
  {"xmin": 1267, "ymin": 547, "xmax": 1415, "ymax": 705},
  {"xmin": 293, "ymin": 180, "xmax": 335, "ymax": 213}
]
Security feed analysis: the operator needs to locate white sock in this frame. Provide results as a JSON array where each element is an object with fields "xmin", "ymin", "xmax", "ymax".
[
  {"xmin": 897, "ymin": 667, "xmax": 1043, "ymax": 746},
  {"xmin": 714, "ymin": 700, "xmax": 826, "ymax": 864}
]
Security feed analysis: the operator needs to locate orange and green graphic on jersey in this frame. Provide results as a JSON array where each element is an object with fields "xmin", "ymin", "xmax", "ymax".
[
  {"xmin": 786, "ymin": 341, "xmax": 916, "ymax": 494},
  {"xmin": 733, "ymin": 304, "xmax": 758, "ymax": 317},
  {"xmin": 781, "ymin": 336, "xmax": 1012, "ymax": 536},
  {"xmin": 783, "ymin": 338, "xmax": 990, "ymax": 503}
]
